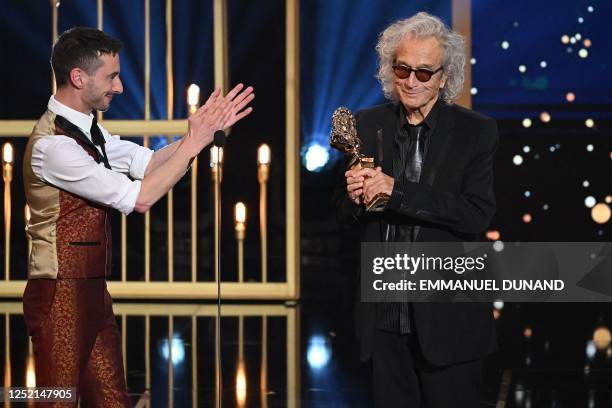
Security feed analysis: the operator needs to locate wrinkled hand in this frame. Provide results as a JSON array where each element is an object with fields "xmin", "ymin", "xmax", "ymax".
[
  {"xmin": 345, "ymin": 163, "xmax": 364, "ymax": 205},
  {"xmin": 358, "ymin": 167, "xmax": 394, "ymax": 204}
]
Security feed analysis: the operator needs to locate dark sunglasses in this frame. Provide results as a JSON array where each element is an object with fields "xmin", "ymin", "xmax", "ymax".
[{"xmin": 392, "ymin": 64, "xmax": 443, "ymax": 82}]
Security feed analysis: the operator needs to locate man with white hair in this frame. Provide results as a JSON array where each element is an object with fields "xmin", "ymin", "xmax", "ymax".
[{"xmin": 336, "ymin": 12, "xmax": 498, "ymax": 407}]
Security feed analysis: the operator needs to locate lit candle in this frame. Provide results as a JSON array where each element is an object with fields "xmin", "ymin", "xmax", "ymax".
[
  {"xmin": 234, "ymin": 202, "xmax": 246, "ymax": 282},
  {"xmin": 3, "ymin": 142, "xmax": 14, "ymax": 281},
  {"xmin": 187, "ymin": 84, "xmax": 200, "ymax": 115},
  {"xmin": 257, "ymin": 144, "xmax": 270, "ymax": 282}
]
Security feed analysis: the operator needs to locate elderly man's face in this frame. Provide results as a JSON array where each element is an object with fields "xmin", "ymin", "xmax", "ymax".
[{"xmin": 394, "ymin": 35, "xmax": 446, "ymax": 113}]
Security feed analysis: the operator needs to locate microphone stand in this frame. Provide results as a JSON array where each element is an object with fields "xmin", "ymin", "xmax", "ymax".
[{"xmin": 212, "ymin": 131, "xmax": 225, "ymax": 408}]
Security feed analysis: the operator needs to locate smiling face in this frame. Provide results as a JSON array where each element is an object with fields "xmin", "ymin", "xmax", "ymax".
[
  {"xmin": 81, "ymin": 53, "xmax": 123, "ymax": 112},
  {"xmin": 393, "ymin": 35, "xmax": 446, "ymax": 117}
]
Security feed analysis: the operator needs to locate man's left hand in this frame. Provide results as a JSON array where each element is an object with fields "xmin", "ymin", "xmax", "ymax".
[{"xmin": 357, "ymin": 167, "xmax": 394, "ymax": 204}]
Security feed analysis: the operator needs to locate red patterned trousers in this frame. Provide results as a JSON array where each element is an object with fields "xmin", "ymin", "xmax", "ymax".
[{"xmin": 22, "ymin": 278, "xmax": 130, "ymax": 407}]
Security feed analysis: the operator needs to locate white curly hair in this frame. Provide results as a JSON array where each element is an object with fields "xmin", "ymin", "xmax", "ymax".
[{"xmin": 376, "ymin": 12, "xmax": 465, "ymax": 103}]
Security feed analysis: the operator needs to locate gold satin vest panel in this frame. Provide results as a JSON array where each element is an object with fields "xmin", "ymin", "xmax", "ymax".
[{"xmin": 23, "ymin": 110, "xmax": 112, "ymax": 279}]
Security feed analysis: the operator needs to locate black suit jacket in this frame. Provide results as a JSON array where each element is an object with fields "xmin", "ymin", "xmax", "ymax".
[{"xmin": 335, "ymin": 101, "xmax": 499, "ymax": 366}]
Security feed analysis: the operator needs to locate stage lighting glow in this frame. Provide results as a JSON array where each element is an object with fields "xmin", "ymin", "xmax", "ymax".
[
  {"xmin": 585, "ymin": 118, "xmax": 595, "ymax": 128},
  {"xmin": 523, "ymin": 145, "xmax": 531, "ymax": 153},
  {"xmin": 579, "ymin": 48, "xmax": 589, "ymax": 58},
  {"xmin": 513, "ymin": 155, "xmax": 524, "ymax": 166},
  {"xmin": 501, "ymin": 41, "xmax": 510, "ymax": 49},
  {"xmin": 486, "ymin": 230, "xmax": 500, "ymax": 241},
  {"xmin": 160, "ymin": 337, "xmax": 185, "ymax": 364},
  {"xmin": 593, "ymin": 327, "xmax": 611, "ymax": 351},
  {"xmin": 470, "ymin": 87, "xmax": 478, "ymax": 95},
  {"xmin": 586, "ymin": 144, "xmax": 594, "ymax": 152},
  {"xmin": 591, "ymin": 203, "xmax": 611, "ymax": 224},
  {"xmin": 582, "ymin": 180, "xmax": 589, "ymax": 188},
  {"xmin": 540, "ymin": 61, "xmax": 547, "ymax": 68},
  {"xmin": 584, "ymin": 196, "xmax": 596, "ymax": 208},
  {"xmin": 583, "ymin": 39, "xmax": 592, "ymax": 47},
  {"xmin": 307, "ymin": 335, "xmax": 332, "ymax": 370},
  {"xmin": 566, "ymin": 92, "xmax": 576, "ymax": 102},
  {"xmin": 522, "ymin": 214, "xmax": 532, "ymax": 223},
  {"xmin": 523, "ymin": 327, "xmax": 533, "ymax": 338},
  {"xmin": 561, "ymin": 35, "xmax": 570, "ymax": 44},
  {"xmin": 303, "ymin": 143, "xmax": 330, "ymax": 172},
  {"xmin": 518, "ymin": 65, "xmax": 527, "ymax": 73},
  {"xmin": 493, "ymin": 241, "xmax": 504, "ymax": 252},
  {"xmin": 605, "ymin": 196, "xmax": 612, "ymax": 204},
  {"xmin": 539, "ymin": 112, "xmax": 550, "ymax": 123},
  {"xmin": 586, "ymin": 340, "xmax": 597, "ymax": 359}
]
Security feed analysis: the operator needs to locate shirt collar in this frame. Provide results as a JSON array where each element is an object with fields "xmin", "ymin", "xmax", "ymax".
[
  {"xmin": 47, "ymin": 95, "xmax": 94, "ymax": 137},
  {"xmin": 398, "ymin": 97, "xmax": 442, "ymax": 130}
]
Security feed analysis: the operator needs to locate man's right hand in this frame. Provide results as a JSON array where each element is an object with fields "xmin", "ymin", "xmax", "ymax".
[{"xmin": 345, "ymin": 162, "xmax": 364, "ymax": 205}]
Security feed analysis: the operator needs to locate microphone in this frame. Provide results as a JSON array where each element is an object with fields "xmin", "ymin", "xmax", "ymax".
[{"xmin": 214, "ymin": 130, "xmax": 226, "ymax": 147}]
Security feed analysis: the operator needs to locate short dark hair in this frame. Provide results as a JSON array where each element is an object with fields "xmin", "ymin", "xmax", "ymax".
[{"xmin": 51, "ymin": 27, "xmax": 123, "ymax": 87}]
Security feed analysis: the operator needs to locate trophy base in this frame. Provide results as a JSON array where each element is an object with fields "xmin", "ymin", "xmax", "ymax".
[{"xmin": 366, "ymin": 193, "xmax": 389, "ymax": 212}]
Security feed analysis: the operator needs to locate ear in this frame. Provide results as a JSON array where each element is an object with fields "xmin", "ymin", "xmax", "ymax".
[
  {"xmin": 68, "ymin": 68, "xmax": 86, "ymax": 89},
  {"xmin": 439, "ymin": 72, "xmax": 447, "ymax": 90}
]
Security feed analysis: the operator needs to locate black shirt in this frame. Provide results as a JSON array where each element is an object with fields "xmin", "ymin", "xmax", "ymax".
[{"xmin": 377, "ymin": 99, "xmax": 441, "ymax": 334}]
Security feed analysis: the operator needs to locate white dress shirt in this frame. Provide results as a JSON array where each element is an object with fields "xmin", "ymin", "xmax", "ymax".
[{"xmin": 31, "ymin": 96, "xmax": 153, "ymax": 214}]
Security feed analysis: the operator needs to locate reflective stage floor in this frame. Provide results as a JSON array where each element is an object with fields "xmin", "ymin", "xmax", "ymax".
[{"xmin": 1, "ymin": 300, "xmax": 611, "ymax": 407}]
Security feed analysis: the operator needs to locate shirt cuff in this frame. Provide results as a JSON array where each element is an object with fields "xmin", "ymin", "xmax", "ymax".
[
  {"xmin": 385, "ymin": 177, "xmax": 405, "ymax": 211},
  {"xmin": 129, "ymin": 147, "xmax": 154, "ymax": 180},
  {"xmin": 118, "ymin": 179, "xmax": 142, "ymax": 215}
]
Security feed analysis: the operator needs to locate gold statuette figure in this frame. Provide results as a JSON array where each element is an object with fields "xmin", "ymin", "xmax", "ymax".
[{"xmin": 330, "ymin": 107, "xmax": 388, "ymax": 212}]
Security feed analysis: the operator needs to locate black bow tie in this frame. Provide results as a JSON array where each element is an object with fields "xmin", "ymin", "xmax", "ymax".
[{"xmin": 91, "ymin": 115, "xmax": 112, "ymax": 170}]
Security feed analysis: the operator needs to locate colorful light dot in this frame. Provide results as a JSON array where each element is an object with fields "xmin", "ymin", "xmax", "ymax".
[
  {"xmin": 543, "ymin": 204, "xmax": 549, "ymax": 210},
  {"xmin": 605, "ymin": 196, "xmax": 612, "ymax": 204},
  {"xmin": 592, "ymin": 203, "xmax": 611, "ymax": 224},
  {"xmin": 585, "ymin": 118, "xmax": 595, "ymax": 128},
  {"xmin": 583, "ymin": 39, "xmax": 592, "ymax": 48},
  {"xmin": 583, "ymin": 180, "xmax": 590, "ymax": 188},
  {"xmin": 518, "ymin": 65, "xmax": 527, "ymax": 73},
  {"xmin": 540, "ymin": 112, "xmax": 551, "ymax": 123},
  {"xmin": 470, "ymin": 87, "xmax": 478, "ymax": 95},
  {"xmin": 587, "ymin": 6, "xmax": 594, "ymax": 12},
  {"xmin": 585, "ymin": 196, "xmax": 596, "ymax": 208},
  {"xmin": 501, "ymin": 41, "xmax": 510, "ymax": 49},
  {"xmin": 513, "ymin": 155, "xmax": 524, "ymax": 166},
  {"xmin": 586, "ymin": 144, "xmax": 594, "ymax": 152},
  {"xmin": 540, "ymin": 61, "xmax": 547, "ymax": 68},
  {"xmin": 561, "ymin": 35, "xmax": 570, "ymax": 44},
  {"xmin": 575, "ymin": 33, "xmax": 582, "ymax": 40},
  {"xmin": 579, "ymin": 48, "xmax": 589, "ymax": 58},
  {"xmin": 578, "ymin": 17, "xmax": 584, "ymax": 24},
  {"xmin": 470, "ymin": 57, "xmax": 477, "ymax": 65},
  {"xmin": 566, "ymin": 92, "xmax": 576, "ymax": 102},
  {"xmin": 524, "ymin": 191, "xmax": 531, "ymax": 198},
  {"xmin": 522, "ymin": 118, "xmax": 532, "ymax": 128},
  {"xmin": 523, "ymin": 145, "xmax": 531, "ymax": 153},
  {"xmin": 522, "ymin": 213, "xmax": 532, "ymax": 223}
]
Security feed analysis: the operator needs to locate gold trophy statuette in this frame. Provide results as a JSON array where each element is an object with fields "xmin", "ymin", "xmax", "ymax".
[{"xmin": 330, "ymin": 107, "xmax": 388, "ymax": 212}]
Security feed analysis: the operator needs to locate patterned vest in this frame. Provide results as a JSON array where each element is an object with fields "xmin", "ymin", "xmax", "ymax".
[{"xmin": 23, "ymin": 110, "xmax": 112, "ymax": 279}]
